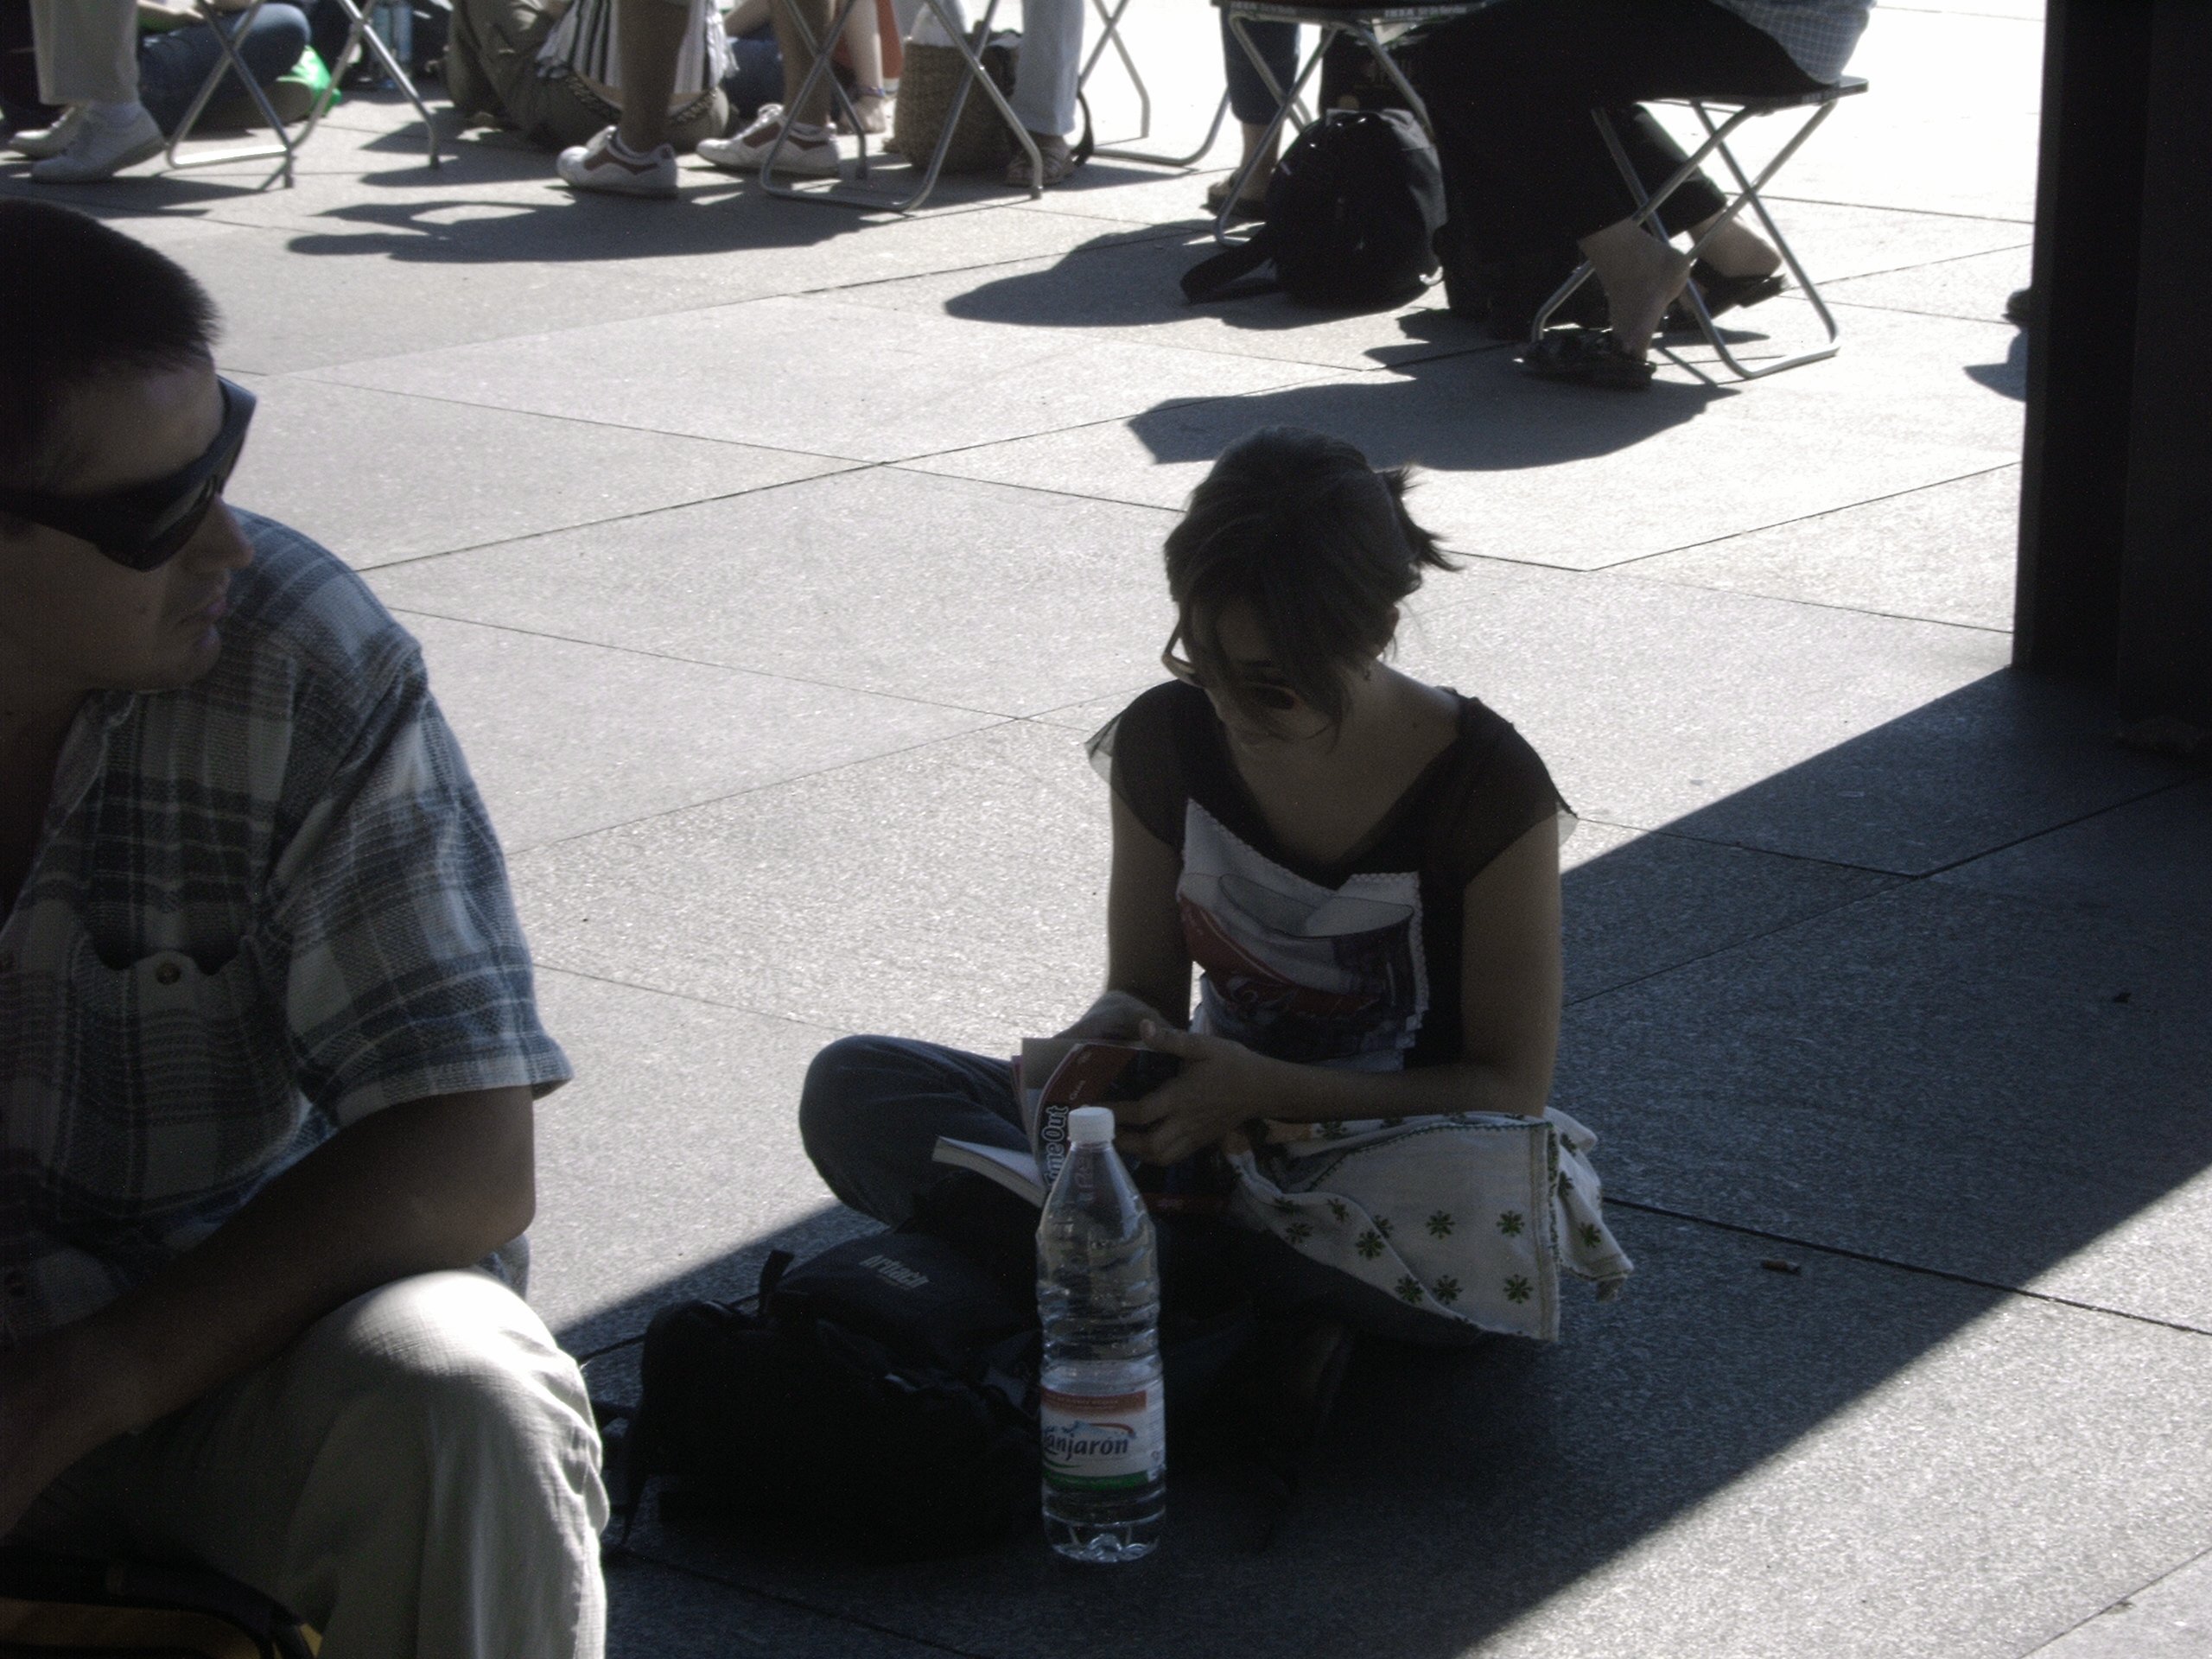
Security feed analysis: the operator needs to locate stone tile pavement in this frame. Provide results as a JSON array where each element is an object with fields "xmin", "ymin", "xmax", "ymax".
[{"xmin": 10, "ymin": 2, "xmax": 2210, "ymax": 1652}]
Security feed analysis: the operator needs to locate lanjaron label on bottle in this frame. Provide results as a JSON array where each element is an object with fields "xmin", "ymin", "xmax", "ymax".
[{"xmin": 1039, "ymin": 1384, "xmax": 1165, "ymax": 1491}]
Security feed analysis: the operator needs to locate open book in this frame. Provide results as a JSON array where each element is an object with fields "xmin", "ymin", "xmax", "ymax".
[{"xmin": 931, "ymin": 1039, "xmax": 1178, "ymax": 1207}]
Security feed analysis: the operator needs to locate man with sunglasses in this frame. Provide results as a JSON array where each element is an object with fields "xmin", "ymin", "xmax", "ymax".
[{"xmin": 0, "ymin": 201, "xmax": 607, "ymax": 1656}]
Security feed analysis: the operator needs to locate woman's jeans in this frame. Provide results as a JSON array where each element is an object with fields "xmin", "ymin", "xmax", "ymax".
[
  {"xmin": 800, "ymin": 1033, "xmax": 1485, "ymax": 1345},
  {"xmin": 137, "ymin": 5, "xmax": 311, "ymax": 136}
]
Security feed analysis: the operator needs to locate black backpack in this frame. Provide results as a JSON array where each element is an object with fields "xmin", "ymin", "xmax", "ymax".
[
  {"xmin": 607, "ymin": 1173, "xmax": 1259, "ymax": 1561},
  {"xmin": 1182, "ymin": 108, "xmax": 1446, "ymax": 311}
]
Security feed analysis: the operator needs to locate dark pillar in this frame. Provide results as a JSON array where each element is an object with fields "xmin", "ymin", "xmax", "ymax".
[{"xmin": 2015, "ymin": 0, "xmax": 2212, "ymax": 724}]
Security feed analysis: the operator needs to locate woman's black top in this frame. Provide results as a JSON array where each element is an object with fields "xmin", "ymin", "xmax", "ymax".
[{"xmin": 1090, "ymin": 681, "xmax": 1568, "ymax": 1074}]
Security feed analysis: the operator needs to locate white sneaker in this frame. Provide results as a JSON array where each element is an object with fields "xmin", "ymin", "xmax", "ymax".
[
  {"xmin": 556, "ymin": 127, "xmax": 677, "ymax": 199},
  {"xmin": 29, "ymin": 106, "xmax": 163, "ymax": 182},
  {"xmin": 697, "ymin": 109, "xmax": 840, "ymax": 177},
  {"xmin": 8, "ymin": 105, "xmax": 86, "ymax": 158}
]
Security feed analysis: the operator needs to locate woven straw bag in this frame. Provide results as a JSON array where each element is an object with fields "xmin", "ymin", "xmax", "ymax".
[{"xmin": 889, "ymin": 30, "xmax": 1020, "ymax": 175}]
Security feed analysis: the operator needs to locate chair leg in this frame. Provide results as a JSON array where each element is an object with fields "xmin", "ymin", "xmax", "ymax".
[
  {"xmin": 1679, "ymin": 99, "xmax": 1843, "ymax": 378},
  {"xmin": 317, "ymin": 0, "xmax": 443, "ymax": 168},
  {"xmin": 163, "ymin": 0, "xmax": 301, "ymax": 187},
  {"xmin": 761, "ymin": 0, "xmax": 1035, "ymax": 212},
  {"xmin": 1215, "ymin": 13, "xmax": 1327, "ymax": 245},
  {"xmin": 1078, "ymin": 0, "xmax": 1230, "ymax": 168}
]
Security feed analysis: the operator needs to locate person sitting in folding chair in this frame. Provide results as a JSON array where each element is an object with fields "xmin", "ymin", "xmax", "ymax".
[
  {"xmin": 7, "ymin": 0, "xmax": 313, "ymax": 182},
  {"xmin": 1414, "ymin": 0, "xmax": 1872, "ymax": 387},
  {"xmin": 0, "ymin": 201, "xmax": 607, "ymax": 1658}
]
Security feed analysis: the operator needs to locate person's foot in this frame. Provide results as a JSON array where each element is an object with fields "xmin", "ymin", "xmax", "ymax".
[
  {"xmin": 556, "ymin": 126, "xmax": 677, "ymax": 198},
  {"xmin": 835, "ymin": 86, "xmax": 888, "ymax": 136},
  {"xmin": 1205, "ymin": 175, "xmax": 1267, "ymax": 222},
  {"xmin": 696, "ymin": 107, "xmax": 841, "ymax": 176},
  {"xmin": 1581, "ymin": 220, "xmax": 1692, "ymax": 359},
  {"xmin": 8, "ymin": 105, "xmax": 85, "ymax": 158},
  {"xmin": 1006, "ymin": 130, "xmax": 1075, "ymax": 189},
  {"xmin": 1690, "ymin": 212, "xmax": 1782, "ymax": 281},
  {"xmin": 29, "ymin": 105, "xmax": 162, "ymax": 182}
]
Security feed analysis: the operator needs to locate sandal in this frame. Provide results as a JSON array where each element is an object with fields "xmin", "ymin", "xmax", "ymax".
[
  {"xmin": 835, "ymin": 85, "xmax": 888, "ymax": 136},
  {"xmin": 1517, "ymin": 327, "xmax": 1656, "ymax": 391},
  {"xmin": 1007, "ymin": 131, "xmax": 1077, "ymax": 188},
  {"xmin": 1662, "ymin": 259, "xmax": 1785, "ymax": 334},
  {"xmin": 1204, "ymin": 175, "xmax": 1267, "ymax": 223}
]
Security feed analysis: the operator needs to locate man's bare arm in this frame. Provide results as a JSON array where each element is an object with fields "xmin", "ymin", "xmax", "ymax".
[{"xmin": 0, "ymin": 1085, "xmax": 535, "ymax": 1534}]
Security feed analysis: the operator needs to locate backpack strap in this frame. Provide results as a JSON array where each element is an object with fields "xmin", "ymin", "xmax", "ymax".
[{"xmin": 1181, "ymin": 227, "xmax": 1279, "ymax": 303}]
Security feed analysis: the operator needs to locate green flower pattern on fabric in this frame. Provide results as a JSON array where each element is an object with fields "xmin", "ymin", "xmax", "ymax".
[
  {"xmin": 1355, "ymin": 1229, "xmax": 1385, "ymax": 1260},
  {"xmin": 1327, "ymin": 1199, "xmax": 1350, "ymax": 1224},
  {"xmin": 1272, "ymin": 1197, "xmax": 1296, "ymax": 1216},
  {"xmin": 1497, "ymin": 1211, "xmax": 1525, "ymax": 1236},
  {"xmin": 1284, "ymin": 1220, "xmax": 1313, "ymax": 1244},
  {"xmin": 1427, "ymin": 1211, "xmax": 1454, "ymax": 1239},
  {"xmin": 1580, "ymin": 1223, "xmax": 1603, "ymax": 1249},
  {"xmin": 1319, "ymin": 1121, "xmax": 1348, "ymax": 1141},
  {"xmin": 1395, "ymin": 1274, "xmax": 1425, "ymax": 1305},
  {"xmin": 1433, "ymin": 1275, "xmax": 1461, "ymax": 1305},
  {"xmin": 1503, "ymin": 1275, "xmax": 1533, "ymax": 1304},
  {"xmin": 1375, "ymin": 1216, "xmax": 1394, "ymax": 1239},
  {"xmin": 1381, "ymin": 1116, "xmax": 1405, "ymax": 1129}
]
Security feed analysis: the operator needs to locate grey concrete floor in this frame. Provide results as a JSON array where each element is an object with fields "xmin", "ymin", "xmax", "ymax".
[{"xmin": 11, "ymin": 1, "xmax": 2211, "ymax": 1652}]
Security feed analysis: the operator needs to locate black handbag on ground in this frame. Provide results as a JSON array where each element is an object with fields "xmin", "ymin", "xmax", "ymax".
[
  {"xmin": 1182, "ymin": 108, "xmax": 1447, "ymax": 311},
  {"xmin": 609, "ymin": 1172, "xmax": 1257, "ymax": 1561}
]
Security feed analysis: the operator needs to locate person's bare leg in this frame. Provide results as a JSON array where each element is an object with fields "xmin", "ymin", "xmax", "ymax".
[
  {"xmin": 615, "ymin": 0, "xmax": 690, "ymax": 152},
  {"xmin": 840, "ymin": 0, "xmax": 887, "ymax": 129},
  {"xmin": 1237, "ymin": 119, "xmax": 1278, "ymax": 192},
  {"xmin": 770, "ymin": 0, "xmax": 835, "ymax": 127},
  {"xmin": 1688, "ymin": 208, "xmax": 1781, "ymax": 279},
  {"xmin": 1579, "ymin": 216, "xmax": 1690, "ymax": 359}
]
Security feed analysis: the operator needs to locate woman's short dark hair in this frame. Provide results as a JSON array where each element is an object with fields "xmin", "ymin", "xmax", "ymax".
[
  {"xmin": 0, "ymin": 200, "xmax": 220, "ymax": 486},
  {"xmin": 1163, "ymin": 426, "xmax": 1457, "ymax": 730}
]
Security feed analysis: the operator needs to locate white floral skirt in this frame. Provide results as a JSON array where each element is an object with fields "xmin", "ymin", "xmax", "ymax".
[{"xmin": 1226, "ymin": 1109, "xmax": 1632, "ymax": 1342}]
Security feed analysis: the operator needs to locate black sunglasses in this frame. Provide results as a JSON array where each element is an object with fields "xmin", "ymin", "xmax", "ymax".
[
  {"xmin": 1160, "ymin": 641, "xmax": 1302, "ymax": 714},
  {"xmin": 0, "ymin": 378, "xmax": 256, "ymax": 572}
]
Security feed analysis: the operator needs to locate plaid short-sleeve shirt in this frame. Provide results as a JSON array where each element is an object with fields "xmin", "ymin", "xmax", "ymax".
[{"xmin": 0, "ymin": 513, "xmax": 570, "ymax": 1347}]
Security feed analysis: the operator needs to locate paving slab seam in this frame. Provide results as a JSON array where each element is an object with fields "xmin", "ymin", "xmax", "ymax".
[
  {"xmin": 1560, "ymin": 777, "xmax": 2196, "ymax": 1011},
  {"xmin": 2018, "ymin": 1543, "xmax": 2212, "ymax": 1657},
  {"xmin": 1579, "ymin": 461, "xmax": 2020, "ymax": 575},
  {"xmin": 873, "ymin": 369, "xmax": 1360, "ymax": 473},
  {"xmin": 1818, "ymin": 239, "xmax": 2035, "ymax": 285},
  {"xmin": 607, "ymin": 1548, "xmax": 995, "ymax": 1659},
  {"xmin": 287, "ymin": 373, "xmax": 879, "ymax": 465},
  {"xmin": 1566, "ymin": 815, "xmax": 1910, "ymax": 881},
  {"xmin": 1755, "ymin": 191, "xmax": 2035, "ymax": 227},
  {"xmin": 1904, "ymin": 775, "xmax": 2202, "ymax": 881},
  {"xmin": 1606, "ymin": 1198, "xmax": 2212, "ymax": 1338},
  {"xmin": 1827, "ymin": 296, "xmax": 2031, "ymax": 329},
  {"xmin": 786, "ymin": 222, "xmax": 1197, "ymax": 304},
  {"xmin": 480, "ymin": 714, "xmax": 1027, "ymax": 856},
  {"xmin": 537, "ymin": 962, "xmax": 849, "ymax": 1039},
  {"xmin": 379, "ymin": 600, "xmax": 1015, "ymax": 718}
]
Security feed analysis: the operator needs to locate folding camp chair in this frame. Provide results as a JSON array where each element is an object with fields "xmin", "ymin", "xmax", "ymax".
[
  {"xmin": 1075, "ymin": 0, "xmax": 1230, "ymax": 167},
  {"xmin": 759, "ymin": 0, "xmax": 1040, "ymax": 210},
  {"xmin": 1211, "ymin": 0, "xmax": 1482, "ymax": 245},
  {"xmin": 163, "ymin": 0, "xmax": 442, "ymax": 187},
  {"xmin": 1533, "ymin": 79, "xmax": 1868, "ymax": 381}
]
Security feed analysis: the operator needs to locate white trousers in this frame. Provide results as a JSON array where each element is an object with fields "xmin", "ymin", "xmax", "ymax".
[
  {"xmin": 924, "ymin": 0, "xmax": 1083, "ymax": 135},
  {"xmin": 16, "ymin": 1272, "xmax": 609, "ymax": 1659},
  {"xmin": 29, "ymin": 0, "xmax": 139, "ymax": 105}
]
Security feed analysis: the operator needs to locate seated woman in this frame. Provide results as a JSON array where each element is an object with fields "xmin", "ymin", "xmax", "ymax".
[
  {"xmin": 800, "ymin": 427, "xmax": 1628, "ymax": 1362},
  {"xmin": 1414, "ymin": 0, "xmax": 1874, "ymax": 386}
]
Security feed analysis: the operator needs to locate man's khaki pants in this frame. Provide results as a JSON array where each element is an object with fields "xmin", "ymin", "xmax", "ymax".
[
  {"xmin": 16, "ymin": 1271, "xmax": 610, "ymax": 1659},
  {"xmin": 29, "ymin": 0, "xmax": 137, "ymax": 105}
]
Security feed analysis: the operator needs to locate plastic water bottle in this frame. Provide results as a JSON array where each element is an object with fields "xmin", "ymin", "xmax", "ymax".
[{"xmin": 1036, "ymin": 1105, "xmax": 1164, "ymax": 1563}]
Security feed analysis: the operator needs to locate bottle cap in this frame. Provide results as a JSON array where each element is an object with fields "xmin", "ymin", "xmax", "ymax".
[{"xmin": 1068, "ymin": 1105, "xmax": 1116, "ymax": 1145}]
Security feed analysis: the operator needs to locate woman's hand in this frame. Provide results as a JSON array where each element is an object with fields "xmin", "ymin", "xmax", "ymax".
[
  {"xmin": 1057, "ymin": 989, "xmax": 1172, "ymax": 1043},
  {"xmin": 1114, "ymin": 1020, "xmax": 1280, "ymax": 1166}
]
